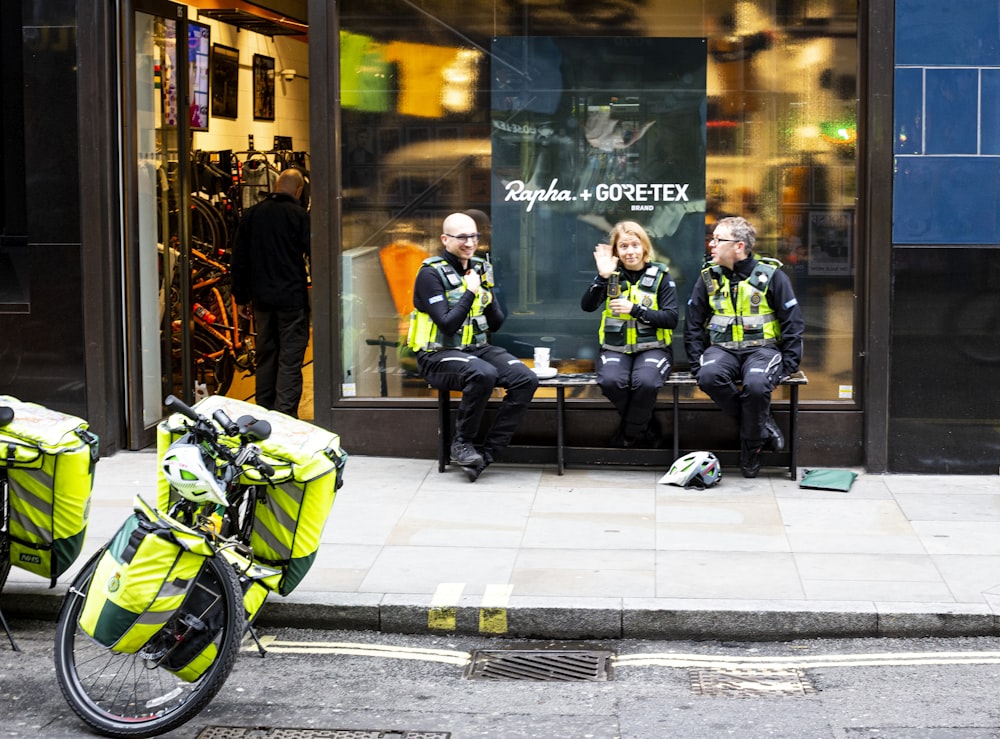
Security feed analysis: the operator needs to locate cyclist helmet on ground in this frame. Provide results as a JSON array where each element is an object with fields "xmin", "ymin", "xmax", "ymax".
[
  {"xmin": 161, "ymin": 441, "xmax": 228, "ymax": 505},
  {"xmin": 658, "ymin": 451, "xmax": 722, "ymax": 489}
]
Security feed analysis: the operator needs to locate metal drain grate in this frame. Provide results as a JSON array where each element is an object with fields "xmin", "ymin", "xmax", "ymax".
[
  {"xmin": 196, "ymin": 729, "xmax": 450, "ymax": 739},
  {"xmin": 688, "ymin": 668, "xmax": 817, "ymax": 697},
  {"xmin": 465, "ymin": 649, "xmax": 614, "ymax": 681}
]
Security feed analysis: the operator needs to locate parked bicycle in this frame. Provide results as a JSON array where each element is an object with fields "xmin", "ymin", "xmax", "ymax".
[
  {"xmin": 0, "ymin": 396, "xmax": 98, "ymax": 652},
  {"xmin": 54, "ymin": 394, "xmax": 346, "ymax": 738}
]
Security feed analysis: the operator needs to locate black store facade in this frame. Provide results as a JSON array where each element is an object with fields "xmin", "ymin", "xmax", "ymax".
[{"xmin": 1, "ymin": 1, "xmax": 993, "ymax": 474}]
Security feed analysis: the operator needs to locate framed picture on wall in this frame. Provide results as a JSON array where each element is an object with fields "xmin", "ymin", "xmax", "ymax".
[
  {"xmin": 211, "ymin": 44, "xmax": 239, "ymax": 119},
  {"xmin": 253, "ymin": 54, "xmax": 275, "ymax": 121}
]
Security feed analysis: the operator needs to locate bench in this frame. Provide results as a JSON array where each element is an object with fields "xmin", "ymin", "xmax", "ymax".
[{"xmin": 436, "ymin": 371, "xmax": 808, "ymax": 479}]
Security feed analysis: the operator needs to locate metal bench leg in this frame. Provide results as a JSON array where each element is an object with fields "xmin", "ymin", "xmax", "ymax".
[
  {"xmin": 556, "ymin": 386, "xmax": 566, "ymax": 475},
  {"xmin": 672, "ymin": 385, "xmax": 680, "ymax": 461},
  {"xmin": 788, "ymin": 385, "xmax": 799, "ymax": 480},
  {"xmin": 438, "ymin": 388, "xmax": 450, "ymax": 473}
]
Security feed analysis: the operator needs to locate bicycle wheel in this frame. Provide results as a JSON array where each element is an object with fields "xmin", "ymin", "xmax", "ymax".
[{"xmin": 54, "ymin": 549, "xmax": 246, "ymax": 739}]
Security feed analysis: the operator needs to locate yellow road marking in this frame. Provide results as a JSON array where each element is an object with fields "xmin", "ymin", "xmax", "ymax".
[
  {"xmin": 479, "ymin": 584, "xmax": 514, "ymax": 634},
  {"xmin": 245, "ymin": 639, "xmax": 470, "ymax": 665},
  {"xmin": 243, "ymin": 639, "xmax": 1000, "ymax": 672},
  {"xmin": 615, "ymin": 650, "xmax": 1000, "ymax": 670},
  {"xmin": 428, "ymin": 582, "xmax": 465, "ymax": 631}
]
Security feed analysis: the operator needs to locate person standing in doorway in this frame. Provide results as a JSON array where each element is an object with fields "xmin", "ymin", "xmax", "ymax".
[
  {"xmin": 408, "ymin": 211, "xmax": 538, "ymax": 481},
  {"xmin": 581, "ymin": 220, "xmax": 679, "ymax": 447},
  {"xmin": 232, "ymin": 168, "xmax": 310, "ymax": 417},
  {"xmin": 684, "ymin": 216, "xmax": 804, "ymax": 477}
]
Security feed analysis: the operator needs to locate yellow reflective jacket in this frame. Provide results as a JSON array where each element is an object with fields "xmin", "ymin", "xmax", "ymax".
[
  {"xmin": 599, "ymin": 264, "xmax": 673, "ymax": 353},
  {"xmin": 407, "ymin": 256, "xmax": 492, "ymax": 351},
  {"xmin": 701, "ymin": 258, "xmax": 782, "ymax": 348}
]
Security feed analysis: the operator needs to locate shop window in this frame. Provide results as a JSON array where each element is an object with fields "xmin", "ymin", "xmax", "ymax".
[{"xmin": 339, "ymin": 0, "xmax": 859, "ymax": 403}]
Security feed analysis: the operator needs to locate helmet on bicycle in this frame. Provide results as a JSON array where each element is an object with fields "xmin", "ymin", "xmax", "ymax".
[
  {"xmin": 161, "ymin": 441, "xmax": 228, "ymax": 506},
  {"xmin": 658, "ymin": 451, "xmax": 722, "ymax": 489}
]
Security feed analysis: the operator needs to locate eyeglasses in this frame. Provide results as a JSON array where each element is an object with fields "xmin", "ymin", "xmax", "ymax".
[
  {"xmin": 444, "ymin": 233, "xmax": 480, "ymax": 242},
  {"xmin": 709, "ymin": 237, "xmax": 741, "ymax": 245}
]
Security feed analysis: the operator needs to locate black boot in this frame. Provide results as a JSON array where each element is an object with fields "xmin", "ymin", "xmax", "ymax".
[
  {"xmin": 763, "ymin": 415, "xmax": 785, "ymax": 452},
  {"xmin": 740, "ymin": 442, "xmax": 762, "ymax": 478}
]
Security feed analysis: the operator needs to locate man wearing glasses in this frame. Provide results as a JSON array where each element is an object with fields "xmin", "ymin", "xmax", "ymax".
[
  {"xmin": 408, "ymin": 212, "xmax": 538, "ymax": 481},
  {"xmin": 684, "ymin": 216, "xmax": 804, "ymax": 478}
]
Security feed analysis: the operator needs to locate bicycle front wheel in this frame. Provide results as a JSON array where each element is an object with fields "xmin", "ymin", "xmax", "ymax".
[{"xmin": 54, "ymin": 550, "xmax": 246, "ymax": 738}]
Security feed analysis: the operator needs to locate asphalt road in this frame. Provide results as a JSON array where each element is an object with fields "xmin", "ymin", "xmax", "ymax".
[{"xmin": 3, "ymin": 620, "xmax": 1000, "ymax": 738}]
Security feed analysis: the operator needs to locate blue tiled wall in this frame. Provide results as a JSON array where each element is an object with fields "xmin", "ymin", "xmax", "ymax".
[
  {"xmin": 894, "ymin": 0, "xmax": 1000, "ymax": 244},
  {"xmin": 891, "ymin": 1, "xmax": 1000, "ymax": 475}
]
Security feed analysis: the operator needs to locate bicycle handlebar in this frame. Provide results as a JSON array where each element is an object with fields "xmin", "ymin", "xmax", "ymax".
[
  {"xmin": 212, "ymin": 409, "xmax": 239, "ymax": 436},
  {"xmin": 164, "ymin": 394, "xmax": 199, "ymax": 422},
  {"xmin": 164, "ymin": 395, "xmax": 274, "ymax": 478}
]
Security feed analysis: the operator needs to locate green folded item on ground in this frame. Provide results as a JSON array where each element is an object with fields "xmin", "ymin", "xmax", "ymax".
[{"xmin": 799, "ymin": 468, "xmax": 858, "ymax": 492}]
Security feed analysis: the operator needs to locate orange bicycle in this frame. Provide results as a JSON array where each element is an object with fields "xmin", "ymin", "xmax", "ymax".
[{"xmin": 170, "ymin": 241, "xmax": 257, "ymax": 397}]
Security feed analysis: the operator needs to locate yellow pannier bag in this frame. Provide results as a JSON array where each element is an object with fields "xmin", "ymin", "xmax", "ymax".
[
  {"xmin": 78, "ymin": 497, "xmax": 214, "ymax": 655},
  {"xmin": 166, "ymin": 543, "xmax": 283, "ymax": 682},
  {"xmin": 0, "ymin": 395, "xmax": 98, "ymax": 584},
  {"xmin": 156, "ymin": 396, "xmax": 347, "ymax": 596}
]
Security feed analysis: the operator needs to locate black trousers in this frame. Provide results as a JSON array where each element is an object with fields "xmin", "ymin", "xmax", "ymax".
[
  {"xmin": 254, "ymin": 307, "xmax": 310, "ymax": 417},
  {"xmin": 417, "ymin": 344, "xmax": 538, "ymax": 457},
  {"xmin": 597, "ymin": 348, "xmax": 672, "ymax": 438},
  {"xmin": 695, "ymin": 345, "xmax": 783, "ymax": 446}
]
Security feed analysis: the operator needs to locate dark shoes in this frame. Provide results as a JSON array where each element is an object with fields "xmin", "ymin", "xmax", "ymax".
[
  {"xmin": 608, "ymin": 427, "xmax": 630, "ymax": 448},
  {"xmin": 741, "ymin": 417, "xmax": 785, "ymax": 478},
  {"xmin": 463, "ymin": 461, "xmax": 488, "ymax": 482},
  {"xmin": 740, "ymin": 444, "xmax": 762, "ymax": 478},
  {"xmin": 609, "ymin": 417, "xmax": 663, "ymax": 449},
  {"xmin": 639, "ymin": 416, "xmax": 664, "ymax": 449},
  {"xmin": 462, "ymin": 447, "xmax": 494, "ymax": 483},
  {"xmin": 763, "ymin": 415, "xmax": 785, "ymax": 452},
  {"xmin": 451, "ymin": 439, "xmax": 484, "ymax": 467}
]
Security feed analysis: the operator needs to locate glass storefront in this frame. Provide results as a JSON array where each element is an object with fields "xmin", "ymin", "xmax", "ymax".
[{"xmin": 338, "ymin": 0, "xmax": 859, "ymax": 406}]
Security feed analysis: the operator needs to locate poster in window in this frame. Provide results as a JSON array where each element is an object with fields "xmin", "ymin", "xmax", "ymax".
[
  {"xmin": 490, "ymin": 36, "xmax": 707, "ymax": 355},
  {"xmin": 188, "ymin": 21, "xmax": 210, "ymax": 131},
  {"xmin": 807, "ymin": 210, "xmax": 853, "ymax": 276},
  {"xmin": 253, "ymin": 54, "xmax": 275, "ymax": 121},
  {"xmin": 211, "ymin": 44, "xmax": 239, "ymax": 119}
]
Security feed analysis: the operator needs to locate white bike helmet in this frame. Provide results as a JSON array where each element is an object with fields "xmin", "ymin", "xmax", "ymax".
[
  {"xmin": 161, "ymin": 441, "xmax": 228, "ymax": 506},
  {"xmin": 658, "ymin": 451, "xmax": 722, "ymax": 489}
]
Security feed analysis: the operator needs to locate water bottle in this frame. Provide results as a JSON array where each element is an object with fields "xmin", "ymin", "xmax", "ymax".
[{"xmin": 193, "ymin": 303, "xmax": 217, "ymax": 324}]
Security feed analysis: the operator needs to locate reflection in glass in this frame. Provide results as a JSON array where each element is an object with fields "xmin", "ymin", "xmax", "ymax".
[{"xmin": 339, "ymin": 0, "xmax": 859, "ymax": 403}]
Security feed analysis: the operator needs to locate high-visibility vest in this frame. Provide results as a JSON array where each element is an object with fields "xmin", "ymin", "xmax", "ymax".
[
  {"xmin": 407, "ymin": 256, "xmax": 493, "ymax": 351},
  {"xmin": 700, "ymin": 258, "xmax": 783, "ymax": 349},
  {"xmin": 599, "ymin": 263, "xmax": 673, "ymax": 353}
]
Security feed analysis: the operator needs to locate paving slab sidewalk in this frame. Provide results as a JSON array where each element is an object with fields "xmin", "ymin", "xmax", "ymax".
[{"xmin": 4, "ymin": 452, "xmax": 999, "ymax": 641}]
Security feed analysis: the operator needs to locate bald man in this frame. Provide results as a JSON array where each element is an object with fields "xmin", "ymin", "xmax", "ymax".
[
  {"xmin": 408, "ymin": 212, "xmax": 538, "ymax": 481},
  {"xmin": 232, "ymin": 168, "xmax": 311, "ymax": 416}
]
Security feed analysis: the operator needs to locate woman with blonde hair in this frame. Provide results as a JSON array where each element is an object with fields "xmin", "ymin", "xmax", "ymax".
[{"xmin": 581, "ymin": 221, "xmax": 679, "ymax": 447}]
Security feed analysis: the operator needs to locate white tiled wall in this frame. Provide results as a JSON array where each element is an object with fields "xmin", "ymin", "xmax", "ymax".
[{"xmin": 187, "ymin": 12, "xmax": 310, "ymax": 155}]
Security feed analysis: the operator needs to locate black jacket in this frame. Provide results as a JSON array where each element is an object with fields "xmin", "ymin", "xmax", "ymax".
[
  {"xmin": 232, "ymin": 192, "xmax": 310, "ymax": 311},
  {"xmin": 684, "ymin": 256, "xmax": 804, "ymax": 376}
]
